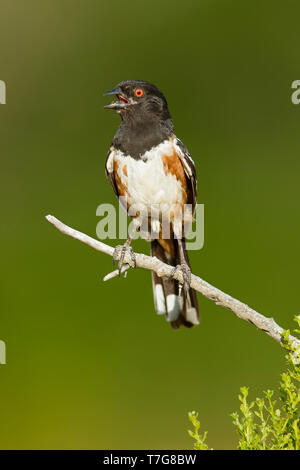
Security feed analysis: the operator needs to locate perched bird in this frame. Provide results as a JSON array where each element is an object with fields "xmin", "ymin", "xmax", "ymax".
[{"xmin": 104, "ymin": 80, "xmax": 199, "ymax": 329}]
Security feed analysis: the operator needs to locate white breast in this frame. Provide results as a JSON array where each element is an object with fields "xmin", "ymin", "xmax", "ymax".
[{"xmin": 112, "ymin": 140, "xmax": 184, "ymax": 213}]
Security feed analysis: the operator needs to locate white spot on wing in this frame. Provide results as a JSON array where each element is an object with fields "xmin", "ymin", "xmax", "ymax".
[
  {"xmin": 173, "ymin": 138, "xmax": 194, "ymax": 177},
  {"xmin": 106, "ymin": 149, "xmax": 115, "ymax": 173}
]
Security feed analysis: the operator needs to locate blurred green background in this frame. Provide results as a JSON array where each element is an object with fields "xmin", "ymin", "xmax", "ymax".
[{"xmin": 1, "ymin": 0, "xmax": 300, "ymax": 450}]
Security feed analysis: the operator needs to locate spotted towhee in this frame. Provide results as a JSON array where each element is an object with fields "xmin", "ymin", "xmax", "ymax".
[{"xmin": 104, "ymin": 80, "xmax": 199, "ymax": 329}]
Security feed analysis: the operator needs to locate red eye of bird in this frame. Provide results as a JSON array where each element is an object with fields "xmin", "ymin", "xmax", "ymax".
[{"xmin": 135, "ymin": 89, "xmax": 144, "ymax": 97}]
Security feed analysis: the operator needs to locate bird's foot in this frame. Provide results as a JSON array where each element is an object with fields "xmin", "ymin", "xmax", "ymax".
[
  {"xmin": 113, "ymin": 244, "xmax": 136, "ymax": 277},
  {"xmin": 171, "ymin": 263, "xmax": 191, "ymax": 293}
]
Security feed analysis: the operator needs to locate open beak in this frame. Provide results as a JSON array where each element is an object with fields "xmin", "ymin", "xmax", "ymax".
[{"xmin": 103, "ymin": 87, "xmax": 130, "ymax": 110}]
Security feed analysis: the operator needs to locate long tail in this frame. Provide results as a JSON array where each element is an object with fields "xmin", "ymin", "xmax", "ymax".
[{"xmin": 151, "ymin": 239, "xmax": 200, "ymax": 329}]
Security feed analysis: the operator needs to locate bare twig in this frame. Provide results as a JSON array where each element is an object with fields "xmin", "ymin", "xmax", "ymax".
[
  {"xmin": 46, "ymin": 214, "xmax": 300, "ymax": 348},
  {"xmin": 103, "ymin": 265, "xmax": 129, "ymax": 281}
]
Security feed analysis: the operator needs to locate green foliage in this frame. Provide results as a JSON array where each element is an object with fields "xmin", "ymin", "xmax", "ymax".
[
  {"xmin": 188, "ymin": 411, "xmax": 209, "ymax": 450},
  {"xmin": 188, "ymin": 316, "xmax": 300, "ymax": 450}
]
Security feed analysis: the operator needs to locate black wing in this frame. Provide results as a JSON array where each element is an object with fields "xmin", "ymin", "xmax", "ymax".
[
  {"xmin": 173, "ymin": 137, "xmax": 197, "ymax": 212},
  {"xmin": 105, "ymin": 146, "xmax": 120, "ymax": 198}
]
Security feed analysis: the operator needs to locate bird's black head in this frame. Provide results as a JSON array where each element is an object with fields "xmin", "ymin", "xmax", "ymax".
[
  {"xmin": 104, "ymin": 80, "xmax": 174, "ymax": 158},
  {"xmin": 104, "ymin": 80, "xmax": 172, "ymax": 123}
]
